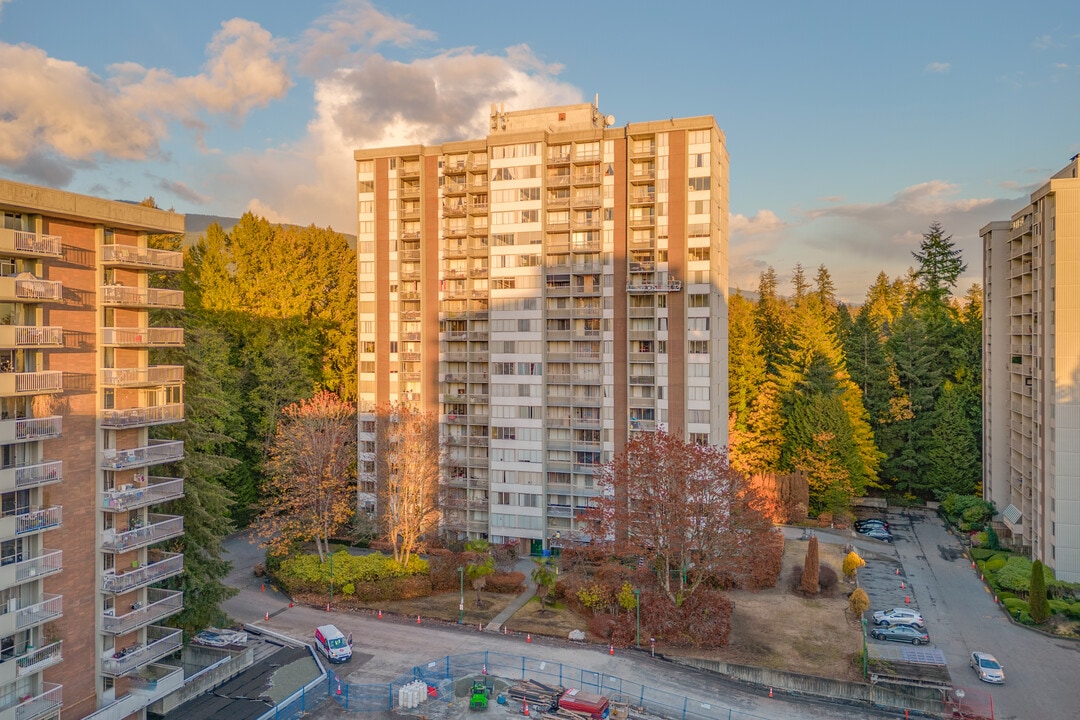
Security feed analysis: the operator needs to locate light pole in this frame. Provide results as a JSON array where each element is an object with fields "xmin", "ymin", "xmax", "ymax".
[
  {"xmin": 633, "ymin": 588, "xmax": 641, "ymax": 648},
  {"xmin": 458, "ymin": 566, "xmax": 465, "ymax": 624},
  {"xmin": 861, "ymin": 617, "xmax": 867, "ymax": 680},
  {"xmin": 328, "ymin": 551, "xmax": 334, "ymax": 611}
]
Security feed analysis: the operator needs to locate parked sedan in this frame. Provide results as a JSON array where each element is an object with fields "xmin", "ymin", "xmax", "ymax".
[
  {"xmin": 970, "ymin": 651, "xmax": 1005, "ymax": 684},
  {"xmin": 858, "ymin": 527, "xmax": 894, "ymax": 543},
  {"xmin": 855, "ymin": 518, "xmax": 889, "ymax": 531},
  {"xmin": 870, "ymin": 625, "xmax": 930, "ymax": 645},
  {"xmin": 873, "ymin": 608, "xmax": 926, "ymax": 628}
]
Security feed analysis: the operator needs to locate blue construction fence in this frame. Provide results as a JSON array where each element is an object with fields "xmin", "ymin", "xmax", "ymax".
[
  {"xmin": 260, "ymin": 680, "xmax": 330, "ymax": 720},
  {"xmin": 326, "ymin": 650, "xmax": 775, "ymax": 720}
]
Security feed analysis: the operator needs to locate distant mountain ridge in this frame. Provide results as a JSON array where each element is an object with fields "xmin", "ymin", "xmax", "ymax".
[{"xmin": 182, "ymin": 213, "xmax": 357, "ymax": 248}]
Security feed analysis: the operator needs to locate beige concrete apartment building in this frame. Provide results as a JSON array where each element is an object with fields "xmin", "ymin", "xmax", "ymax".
[
  {"xmin": 0, "ymin": 180, "xmax": 187, "ymax": 719},
  {"xmin": 982, "ymin": 155, "xmax": 1080, "ymax": 583},
  {"xmin": 354, "ymin": 103, "xmax": 729, "ymax": 553}
]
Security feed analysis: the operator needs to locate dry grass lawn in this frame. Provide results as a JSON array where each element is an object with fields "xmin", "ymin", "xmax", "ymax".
[{"xmin": 344, "ymin": 590, "xmax": 517, "ymax": 628}]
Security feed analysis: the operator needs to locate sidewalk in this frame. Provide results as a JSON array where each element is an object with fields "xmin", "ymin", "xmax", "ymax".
[{"xmin": 486, "ymin": 555, "xmax": 537, "ymax": 632}]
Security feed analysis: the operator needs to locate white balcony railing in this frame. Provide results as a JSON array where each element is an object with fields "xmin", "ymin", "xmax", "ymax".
[
  {"xmin": 101, "ymin": 476, "xmax": 184, "ymax": 511},
  {"xmin": 101, "ymin": 244, "xmax": 183, "ymax": 270},
  {"xmin": 103, "ymin": 588, "xmax": 183, "ymax": 635},
  {"xmin": 12, "ymin": 416, "xmax": 62, "ymax": 442},
  {"xmin": 102, "ymin": 551, "xmax": 183, "ymax": 594},
  {"xmin": 14, "ymin": 506, "xmax": 62, "ymax": 535},
  {"xmin": 16, "ymin": 642, "xmax": 63, "ymax": 678},
  {"xmin": 0, "ymin": 228, "xmax": 63, "ymax": 257},
  {"xmin": 101, "ymin": 440, "xmax": 184, "ymax": 471},
  {"xmin": 16, "ymin": 593, "xmax": 62, "ymax": 629},
  {"xmin": 101, "ymin": 366, "xmax": 184, "ymax": 387},
  {"xmin": 14, "ymin": 549, "xmax": 62, "ymax": 583},
  {"xmin": 101, "ymin": 626, "xmax": 182, "ymax": 677},
  {"xmin": 11, "ymin": 681, "xmax": 62, "ymax": 720},
  {"xmin": 101, "ymin": 514, "xmax": 183, "ymax": 552},
  {"xmin": 0, "ymin": 372, "xmax": 63, "ymax": 396},
  {"xmin": 0, "ymin": 459, "xmax": 62, "ymax": 493},
  {"xmin": 0, "ymin": 326, "xmax": 63, "ymax": 348},
  {"xmin": 101, "ymin": 404, "xmax": 184, "ymax": 429},
  {"xmin": 1, "ymin": 277, "xmax": 64, "ymax": 302},
  {"xmin": 100, "ymin": 286, "xmax": 184, "ymax": 309},
  {"xmin": 101, "ymin": 327, "xmax": 184, "ymax": 347}
]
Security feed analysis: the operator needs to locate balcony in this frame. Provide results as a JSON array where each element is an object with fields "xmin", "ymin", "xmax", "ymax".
[
  {"xmin": 101, "ymin": 440, "xmax": 184, "ymax": 471},
  {"xmin": 17, "ymin": 643, "xmax": 63, "ymax": 680},
  {"xmin": 101, "ymin": 327, "xmax": 184, "ymax": 347},
  {"xmin": 0, "ymin": 414, "xmax": 62, "ymax": 445},
  {"xmin": 0, "ymin": 277, "xmax": 63, "ymax": 303},
  {"xmin": 0, "ymin": 372, "xmax": 62, "ymax": 397},
  {"xmin": 0, "ymin": 506, "xmax": 62, "ymax": 538},
  {"xmin": 0, "ymin": 228, "xmax": 62, "ymax": 258},
  {"xmin": 101, "ymin": 626, "xmax": 182, "ymax": 677},
  {"xmin": 0, "ymin": 594, "xmax": 63, "ymax": 636},
  {"xmin": 100, "ymin": 286, "xmax": 184, "ymax": 309},
  {"xmin": 101, "ymin": 365, "xmax": 184, "ymax": 387},
  {"xmin": 0, "ymin": 460, "xmax": 62, "ymax": 493},
  {"xmin": 0, "ymin": 682, "xmax": 62, "ymax": 720},
  {"xmin": 0, "ymin": 549, "xmax": 62, "ymax": 589},
  {"xmin": 101, "ymin": 514, "xmax": 184, "ymax": 553},
  {"xmin": 102, "ymin": 551, "xmax": 183, "ymax": 594},
  {"xmin": 102, "ymin": 476, "xmax": 184, "ymax": 511},
  {"xmin": 103, "ymin": 588, "xmax": 183, "ymax": 635},
  {"xmin": 626, "ymin": 280, "xmax": 682, "ymax": 293},
  {"xmin": 0, "ymin": 327, "xmax": 63, "ymax": 349},
  {"xmin": 101, "ymin": 245, "xmax": 183, "ymax": 271},
  {"xmin": 101, "ymin": 403, "xmax": 184, "ymax": 429}
]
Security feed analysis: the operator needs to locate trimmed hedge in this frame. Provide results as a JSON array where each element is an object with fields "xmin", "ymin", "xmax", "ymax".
[
  {"xmin": 970, "ymin": 548, "xmax": 997, "ymax": 561},
  {"xmin": 1002, "ymin": 598, "xmax": 1029, "ymax": 615},
  {"xmin": 276, "ymin": 551, "xmax": 428, "ymax": 595},
  {"xmin": 485, "ymin": 572, "xmax": 526, "ymax": 594},
  {"xmin": 985, "ymin": 556, "xmax": 1008, "ymax": 573}
]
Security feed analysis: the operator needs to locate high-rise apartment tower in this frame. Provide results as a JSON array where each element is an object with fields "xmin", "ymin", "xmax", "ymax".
[
  {"xmin": 355, "ymin": 103, "xmax": 729, "ymax": 553},
  {"xmin": 0, "ymin": 180, "xmax": 187, "ymax": 719},
  {"xmin": 982, "ymin": 155, "xmax": 1080, "ymax": 583}
]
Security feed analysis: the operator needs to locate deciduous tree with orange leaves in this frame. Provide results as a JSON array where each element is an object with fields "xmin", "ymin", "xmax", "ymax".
[
  {"xmin": 255, "ymin": 391, "xmax": 356, "ymax": 562},
  {"xmin": 376, "ymin": 403, "xmax": 443, "ymax": 568}
]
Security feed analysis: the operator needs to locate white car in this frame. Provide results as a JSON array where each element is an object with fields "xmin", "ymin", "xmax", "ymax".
[
  {"xmin": 970, "ymin": 651, "xmax": 1004, "ymax": 684},
  {"xmin": 872, "ymin": 608, "xmax": 925, "ymax": 628}
]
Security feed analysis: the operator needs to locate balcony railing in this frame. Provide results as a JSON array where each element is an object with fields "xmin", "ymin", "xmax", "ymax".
[
  {"xmin": 0, "ymin": 459, "xmax": 62, "ymax": 493},
  {"xmin": 101, "ymin": 514, "xmax": 183, "ymax": 552},
  {"xmin": 101, "ymin": 626, "xmax": 182, "ymax": 677},
  {"xmin": 14, "ymin": 549, "xmax": 62, "ymax": 584},
  {"xmin": 101, "ymin": 476, "xmax": 184, "ymax": 511},
  {"xmin": 101, "ymin": 440, "xmax": 184, "ymax": 470},
  {"xmin": 101, "ymin": 244, "xmax": 183, "ymax": 270},
  {"xmin": 10, "ymin": 682, "xmax": 62, "ymax": 720},
  {"xmin": 101, "ymin": 327, "xmax": 184, "ymax": 347},
  {"xmin": 0, "ymin": 277, "xmax": 63, "ymax": 302},
  {"xmin": 15, "ymin": 594, "xmax": 62, "ymax": 630},
  {"xmin": 16, "ymin": 643, "xmax": 63, "ymax": 678},
  {"xmin": 100, "ymin": 286, "xmax": 184, "ymax": 309},
  {"xmin": 103, "ymin": 588, "xmax": 183, "ymax": 635},
  {"xmin": 10, "ymin": 506, "xmax": 62, "ymax": 536},
  {"xmin": 101, "ymin": 366, "xmax": 184, "ymax": 387},
  {"xmin": 0, "ymin": 228, "xmax": 63, "ymax": 257},
  {"xmin": 0, "ymin": 371, "xmax": 63, "ymax": 396},
  {"xmin": 102, "ymin": 551, "xmax": 183, "ymax": 594},
  {"xmin": 101, "ymin": 403, "xmax": 184, "ymax": 429},
  {"xmin": 0, "ymin": 326, "xmax": 63, "ymax": 348}
]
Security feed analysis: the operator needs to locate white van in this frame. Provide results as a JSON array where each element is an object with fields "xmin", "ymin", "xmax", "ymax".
[{"xmin": 314, "ymin": 624, "xmax": 353, "ymax": 663}]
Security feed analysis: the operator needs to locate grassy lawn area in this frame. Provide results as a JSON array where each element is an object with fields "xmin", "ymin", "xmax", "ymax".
[{"xmin": 347, "ymin": 590, "xmax": 517, "ymax": 627}]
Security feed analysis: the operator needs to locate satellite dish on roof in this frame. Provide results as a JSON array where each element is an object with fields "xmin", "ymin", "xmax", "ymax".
[{"xmin": 605, "ymin": 115, "xmax": 615, "ymax": 126}]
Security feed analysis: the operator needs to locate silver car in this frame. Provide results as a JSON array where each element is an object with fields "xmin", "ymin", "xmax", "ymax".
[
  {"xmin": 872, "ymin": 607, "xmax": 926, "ymax": 628},
  {"xmin": 970, "ymin": 651, "xmax": 1004, "ymax": 684}
]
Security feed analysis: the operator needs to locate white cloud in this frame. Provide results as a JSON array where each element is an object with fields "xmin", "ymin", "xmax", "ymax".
[
  {"xmin": 925, "ymin": 62, "xmax": 951, "ymax": 73},
  {"xmin": 1033, "ymin": 34, "xmax": 1054, "ymax": 50}
]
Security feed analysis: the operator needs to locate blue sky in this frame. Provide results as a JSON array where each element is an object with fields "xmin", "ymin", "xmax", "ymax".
[{"xmin": 1, "ymin": 0, "xmax": 1078, "ymax": 299}]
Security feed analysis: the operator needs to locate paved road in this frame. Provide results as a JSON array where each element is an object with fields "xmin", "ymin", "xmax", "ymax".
[
  {"xmin": 888, "ymin": 510, "xmax": 1080, "ymax": 720},
  {"xmin": 221, "ymin": 533, "xmax": 897, "ymax": 720}
]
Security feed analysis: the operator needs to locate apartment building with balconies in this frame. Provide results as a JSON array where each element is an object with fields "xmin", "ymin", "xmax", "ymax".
[
  {"xmin": 355, "ymin": 103, "xmax": 729, "ymax": 554},
  {"xmin": 982, "ymin": 155, "xmax": 1080, "ymax": 583},
  {"xmin": 0, "ymin": 180, "xmax": 187, "ymax": 719}
]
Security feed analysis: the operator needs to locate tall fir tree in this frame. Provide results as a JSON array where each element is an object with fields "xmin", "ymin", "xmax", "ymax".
[{"xmin": 728, "ymin": 291, "xmax": 767, "ymax": 431}]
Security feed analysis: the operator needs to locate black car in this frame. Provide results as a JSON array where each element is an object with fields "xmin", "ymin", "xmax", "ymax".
[
  {"xmin": 855, "ymin": 518, "xmax": 889, "ymax": 531},
  {"xmin": 870, "ymin": 625, "xmax": 929, "ymax": 645},
  {"xmin": 859, "ymin": 527, "xmax": 893, "ymax": 543}
]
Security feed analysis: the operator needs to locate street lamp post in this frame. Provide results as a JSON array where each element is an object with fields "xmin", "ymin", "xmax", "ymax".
[
  {"xmin": 861, "ymin": 617, "xmax": 867, "ymax": 680},
  {"xmin": 329, "ymin": 551, "xmax": 334, "ymax": 611},
  {"xmin": 458, "ymin": 566, "xmax": 465, "ymax": 624},
  {"xmin": 633, "ymin": 588, "xmax": 641, "ymax": 648}
]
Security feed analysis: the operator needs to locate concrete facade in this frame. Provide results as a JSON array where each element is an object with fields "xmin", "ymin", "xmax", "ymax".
[
  {"xmin": 0, "ymin": 180, "xmax": 187, "ymax": 719},
  {"xmin": 982, "ymin": 155, "xmax": 1080, "ymax": 582},
  {"xmin": 354, "ymin": 103, "xmax": 729, "ymax": 553}
]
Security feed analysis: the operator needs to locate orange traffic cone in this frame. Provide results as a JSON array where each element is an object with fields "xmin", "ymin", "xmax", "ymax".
[
  {"xmin": 264, "ymin": 611, "xmax": 269, "ymax": 621},
  {"xmin": 378, "ymin": 609, "xmax": 383, "ymax": 619},
  {"xmin": 482, "ymin": 663, "xmax": 487, "ymax": 675},
  {"xmin": 904, "ymin": 595, "xmax": 911, "ymax": 604},
  {"xmin": 326, "ymin": 602, "xmax": 331, "ymax": 612},
  {"xmin": 288, "ymin": 602, "xmax": 293, "ymax": 608},
  {"xmin": 261, "ymin": 582, "xmax": 265, "ymax": 592},
  {"xmin": 417, "ymin": 615, "xmax": 422, "ymax": 624},
  {"xmin": 895, "ymin": 568, "xmax": 900, "ymax": 575},
  {"xmin": 523, "ymin": 700, "xmax": 530, "ymax": 716},
  {"xmin": 901, "ymin": 581, "xmax": 905, "ymax": 589},
  {"xmin": 608, "ymin": 644, "xmax": 614, "ymax": 656},
  {"xmin": 526, "ymin": 633, "xmax": 531, "ymax": 643},
  {"xmin": 336, "ymin": 682, "xmax": 342, "ymax": 696},
  {"xmin": 502, "ymin": 626, "xmax": 507, "ymax": 635},
  {"xmin": 769, "ymin": 688, "xmax": 773, "ymax": 698}
]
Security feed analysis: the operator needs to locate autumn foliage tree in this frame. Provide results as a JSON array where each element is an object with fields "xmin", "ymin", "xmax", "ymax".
[
  {"xmin": 842, "ymin": 550, "xmax": 866, "ymax": 581},
  {"xmin": 801, "ymin": 536, "xmax": 820, "ymax": 595},
  {"xmin": 586, "ymin": 431, "xmax": 773, "ymax": 607},
  {"xmin": 255, "ymin": 391, "xmax": 356, "ymax": 562},
  {"xmin": 377, "ymin": 403, "xmax": 443, "ymax": 567}
]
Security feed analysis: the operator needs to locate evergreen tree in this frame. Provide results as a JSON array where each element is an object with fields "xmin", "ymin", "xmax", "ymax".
[
  {"xmin": 883, "ymin": 308, "xmax": 938, "ymax": 495},
  {"xmin": 912, "ymin": 221, "xmax": 966, "ymax": 303},
  {"xmin": 925, "ymin": 382, "xmax": 981, "ymax": 498},
  {"xmin": 801, "ymin": 536, "xmax": 820, "ymax": 595},
  {"xmin": 754, "ymin": 267, "xmax": 790, "ymax": 375},
  {"xmin": 790, "ymin": 263, "xmax": 810, "ymax": 305},
  {"xmin": 728, "ymin": 291, "xmax": 767, "ymax": 430},
  {"xmin": 1029, "ymin": 559, "xmax": 1050, "ymax": 623}
]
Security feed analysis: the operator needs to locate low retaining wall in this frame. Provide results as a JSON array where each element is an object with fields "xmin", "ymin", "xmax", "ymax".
[
  {"xmin": 671, "ymin": 657, "xmax": 948, "ymax": 717},
  {"xmin": 148, "ymin": 645, "xmax": 254, "ymax": 715}
]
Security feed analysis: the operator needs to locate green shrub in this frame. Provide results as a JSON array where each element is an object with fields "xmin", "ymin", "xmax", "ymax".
[
  {"xmin": 972, "ymin": 531, "xmax": 988, "ymax": 547},
  {"xmin": 276, "ymin": 551, "xmax": 429, "ymax": 595},
  {"xmin": 1002, "ymin": 598, "xmax": 1029, "ymax": 614},
  {"xmin": 996, "ymin": 591, "xmax": 1016, "ymax": 602},
  {"xmin": 985, "ymin": 556, "xmax": 1008, "ymax": 573},
  {"xmin": 1018, "ymin": 611, "xmax": 1034, "ymax": 625},
  {"xmin": 996, "ymin": 556, "xmax": 1035, "ymax": 593},
  {"xmin": 1048, "ymin": 599, "xmax": 1071, "ymax": 614},
  {"xmin": 342, "ymin": 583, "xmax": 356, "ymax": 597},
  {"xmin": 970, "ymin": 548, "xmax": 997, "ymax": 560},
  {"xmin": 1067, "ymin": 603, "xmax": 1080, "ymax": 620}
]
